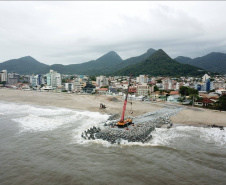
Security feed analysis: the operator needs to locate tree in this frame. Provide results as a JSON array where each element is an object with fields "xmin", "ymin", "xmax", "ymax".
[
  {"xmin": 189, "ymin": 94, "xmax": 201, "ymax": 106},
  {"xmin": 154, "ymin": 85, "xmax": 159, "ymax": 92},
  {"xmin": 178, "ymin": 96, "xmax": 185, "ymax": 103},
  {"xmin": 89, "ymin": 75, "xmax": 96, "ymax": 81},
  {"xmin": 219, "ymin": 94, "xmax": 226, "ymax": 110},
  {"xmin": 179, "ymin": 86, "xmax": 189, "ymax": 96},
  {"xmin": 179, "ymin": 86, "xmax": 198, "ymax": 96},
  {"xmin": 156, "ymin": 79, "xmax": 162, "ymax": 83},
  {"xmin": 188, "ymin": 88, "xmax": 198, "ymax": 95}
]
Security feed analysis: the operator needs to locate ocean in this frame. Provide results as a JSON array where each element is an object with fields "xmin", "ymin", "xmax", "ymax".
[{"xmin": 0, "ymin": 101, "xmax": 226, "ymax": 185}]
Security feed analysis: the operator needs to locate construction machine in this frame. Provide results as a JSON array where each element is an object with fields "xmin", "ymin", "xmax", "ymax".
[{"xmin": 117, "ymin": 74, "xmax": 133, "ymax": 128}]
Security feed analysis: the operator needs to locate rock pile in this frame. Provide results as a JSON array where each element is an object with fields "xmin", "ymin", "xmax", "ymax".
[{"xmin": 81, "ymin": 106, "xmax": 183, "ymax": 144}]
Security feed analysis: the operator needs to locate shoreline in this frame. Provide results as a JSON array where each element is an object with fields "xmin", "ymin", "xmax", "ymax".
[
  {"xmin": 1, "ymin": 88, "xmax": 226, "ymax": 127},
  {"xmin": 0, "ymin": 88, "xmax": 164, "ymax": 117}
]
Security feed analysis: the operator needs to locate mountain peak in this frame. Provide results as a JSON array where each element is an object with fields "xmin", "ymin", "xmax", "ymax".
[
  {"xmin": 147, "ymin": 48, "xmax": 156, "ymax": 53},
  {"xmin": 96, "ymin": 51, "xmax": 122, "ymax": 62},
  {"xmin": 107, "ymin": 51, "xmax": 118, "ymax": 55},
  {"xmin": 17, "ymin": 56, "xmax": 38, "ymax": 62},
  {"xmin": 22, "ymin": 55, "xmax": 32, "ymax": 58},
  {"xmin": 150, "ymin": 49, "xmax": 172, "ymax": 60}
]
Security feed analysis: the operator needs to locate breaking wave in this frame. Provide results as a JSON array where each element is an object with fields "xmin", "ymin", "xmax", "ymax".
[
  {"xmin": 1, "ymin": 101, "xmax": 225, "ymax": 148},
  {"xmin": 0, "ymin": 101, "xmax": 109, "ymax": 133}
]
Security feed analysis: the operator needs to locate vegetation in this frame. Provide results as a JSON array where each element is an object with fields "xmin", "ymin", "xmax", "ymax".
[
  {"xmin": 174, "ymin": 56, "xmax": 192, "ymax": 63},
  {"xmin": 154, "ymin": 85, "xmax": 159, "ymax": 92},
  {"xmin": 188, "ymin": 94, "xmax": 202, "ymax": 105},
  {"xmin": 89, "ymin": 75, "xmax": 96, "ymax": 81},
  {"xmin": 62, "ymin": 79, "xmax": 67, "ymax": 83},
  {"xmin": 113, "ymin": 49, "xmax": 207, "ymax": 77},
  {"xmin": 0, "ymin": 52, "xmax": 123, "ymax": 75},
  {"xmin": 175, "ymin": 52, "xmax": 226, "ymax": 74},
  {"xmin": 101, "ymin": 85, "xmax": 109, "ymax": 88},
  {"xmin": 179, "ymin": 86, "xmax": 198, "ymax": 96},
  {"xmin": 178, "ymin": 96, "xmax": 186, "ymax": 103},
  {"xmin": 0, "ymin": 56, "xmax": 49, "ymax": 75},
  {"xmin": 219, "ymin": 95, "xmax": 226, "ymax": 110},
  {"xmin": 156, "ymin": 79, "xmax": 162, "ymax": 83},
  {"xmin": 117, "ymin": 48, "xmax": 156, "ymax": 69},
  {"xmin": 0, "ymin": 81, "xmax": 6, "ymax": 84},
  {"xmin": 1, "ymin": 48, "xmax": 214, "ymax": 76}
]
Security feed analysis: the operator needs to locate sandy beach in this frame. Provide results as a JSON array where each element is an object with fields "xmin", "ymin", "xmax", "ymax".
[
  {"xmin": 0, "ymin": 89, "xmax": 163, "ymax": 117},
  {"xmin": 0, "ymin": 88, "xmax": 226, "ymax": 126}
]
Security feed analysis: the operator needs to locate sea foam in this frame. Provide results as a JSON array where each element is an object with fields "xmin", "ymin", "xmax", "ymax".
[
  {"xmin": 0, "ymin": 101, "xmax": 109, "ymax": 133},
  {"xmin": 151, "ymin": 126, "xmax": 226, "ymax": 147}
]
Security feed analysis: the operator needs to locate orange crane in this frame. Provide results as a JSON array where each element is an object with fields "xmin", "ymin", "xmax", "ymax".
[{"xmin": 117, "ymin": 74, "xmax": 133, "ymax": 128}]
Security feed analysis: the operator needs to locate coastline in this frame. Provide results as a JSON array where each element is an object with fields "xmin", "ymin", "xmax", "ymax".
[
  {"xmin": 0, "ymin": 88, "xmax": 163, "ymax": 117},
  {"xmin": 0, "ymin": 88, "xmax": 226, "ymax": 127}
]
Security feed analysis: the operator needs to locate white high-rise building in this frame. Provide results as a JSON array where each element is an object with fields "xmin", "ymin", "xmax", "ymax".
[
  {"xmin": 46, "ymin": 70, "xmax": 62, "ymax": 88},
  {"xmin": 136, "ymin": 75, "xmax": 148, "ymax": 84},
  {"xmin": 0, "ymin": 70, "xmax": 7, "ymax": 82},
  {"xmin": 202, "ymin": 74, "xmax": 210, "ymax": 82},
  {"xmin": 96, "ymin": 76, "xmax": 109, "ymax": 87}
]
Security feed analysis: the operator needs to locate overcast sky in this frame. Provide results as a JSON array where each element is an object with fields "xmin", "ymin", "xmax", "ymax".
[{"xmin": 0, "ymin": 1, "xmax": 226, "ymax": 65}]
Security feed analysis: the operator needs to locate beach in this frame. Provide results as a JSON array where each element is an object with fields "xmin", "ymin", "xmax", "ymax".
[
  {"xmin": 0, "ymin": 88, "xmax": 163, "ymax": 117},
  {"xmin": 0, "ymin": 88, "xmax": 226, "ymax": 127}
]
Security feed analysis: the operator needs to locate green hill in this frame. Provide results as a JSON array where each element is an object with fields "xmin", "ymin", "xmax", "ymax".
[
  {"xmin": 0, "ymin": 51, "xmax": 123, "ymax": 75},
  {"xmin": 175, "ymin": 52, "xmax": 226, "ymax": 74},
  {"xmin": 120, "ymin": 48, "xmax": 156, "ymax": 68},
  {"xmin": 0, "ymin": 49, "xmax": 156, "ymax": 75},
  {"xmin": 174, "ymin": 56, "xmax": 192, "ymax": 63},
  {"xmin": 113, "ymin": 49, "xmax": 207, "ymax": 77},
  {"xmin": 1, "ymin": 49, "xmax": 213, "ymax": 76},
  {"xmin": 0, "ymin": 56, "xmax": 49, "ymax": 74}
]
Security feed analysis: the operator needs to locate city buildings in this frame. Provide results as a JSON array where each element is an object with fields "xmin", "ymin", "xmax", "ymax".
[
  {"xmin": 195, "ymin": 78, "xmax": 214, "ymax": 92},
  {"xmin": 96, "ymin": 76, "xmax": 109, "ymax": 87},
  {"xmin": 136, "ymin": 84, "xmax": 153, "ymax": 96},
  {"xmin": 202, "ymin": 74, "xmax": 210, "ymax": 82},
  {"xmin": 8, "ymin": 72, "xmax": 20, "ymax": 85},
  {"xmin": 136, "ymin": 75, "xmax": 148, "ymax": 83},
  {"xmin": 31, "ymin": 75, "xmax": 43, "ymax": 87},
  {"xmin": 46, "ymin": 70, "xmax": 62, "ymax": 88},
  {"xmin": 0, "ymin": 70, "xmax": 7, "ymax": 83}
]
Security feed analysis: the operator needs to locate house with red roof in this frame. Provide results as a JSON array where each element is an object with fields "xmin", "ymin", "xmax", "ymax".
[{"xmin": 195, "ymin": 97, "xmax": 215, "ymax": 107}]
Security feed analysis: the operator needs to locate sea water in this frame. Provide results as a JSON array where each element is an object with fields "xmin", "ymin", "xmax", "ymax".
[{"xmin": 0, "ymin": 101, "xmax": 226, "ymax": 185}]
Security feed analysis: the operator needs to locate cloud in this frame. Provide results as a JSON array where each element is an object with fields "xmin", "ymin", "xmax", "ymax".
[{"xmin": 0, "ymin": 1, "xmax": 226, "ymax": 65}]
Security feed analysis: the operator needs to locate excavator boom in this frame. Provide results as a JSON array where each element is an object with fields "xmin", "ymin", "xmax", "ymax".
[{"xmin": 117, "ymin": 74, "xmax": 132, "ymax": 127}]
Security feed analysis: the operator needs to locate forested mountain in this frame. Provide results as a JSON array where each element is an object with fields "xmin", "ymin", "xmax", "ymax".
[
  {"xmin": 113, "ymin": 49, "xmax": 207, "ymax": 77},
  {"xmin": 0, "ymin": 51, "xmax": 123, "ymax": 75},
  {"xmin": 174, "ymin": 56, "xmax": 192, "ymax": 63},
  {"xmin": 0, "ymin": 56, "xmax": 49, "ymax": 74},
  {"xmin": 50, "ymin": 51, "xmax": 123, "ymax": 75},
  {"xmin": 3, "ymin": 48, "xmax": 224, "ymax": 76},
  {"xmin": 120, "ymin": 48, "xmax": 156, "ymax": 68},
  {"xmin": 174, "ymin": 52, "xmax": 226, "ymax": 74},
  {"xmin": 1, "ymin": 48, "xmax": 225, "ymax": 76},
  {"xmin": 0, "ymin": 49, "xmax": 156, "ymax": 75}
]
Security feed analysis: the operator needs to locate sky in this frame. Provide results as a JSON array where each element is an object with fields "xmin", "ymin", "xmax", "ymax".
[{"xmin": 0, "ymin": 1, "xmax": 226, "ymax": 65}]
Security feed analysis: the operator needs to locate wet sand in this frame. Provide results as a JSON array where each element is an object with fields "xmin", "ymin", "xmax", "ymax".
[
  {"xmin": 0, "ymin": 88, "xmax": 226, "ymax": 126},
  {"xmin": 171, "ymin": 106, "xmax": 226, "ymax": 127}
]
